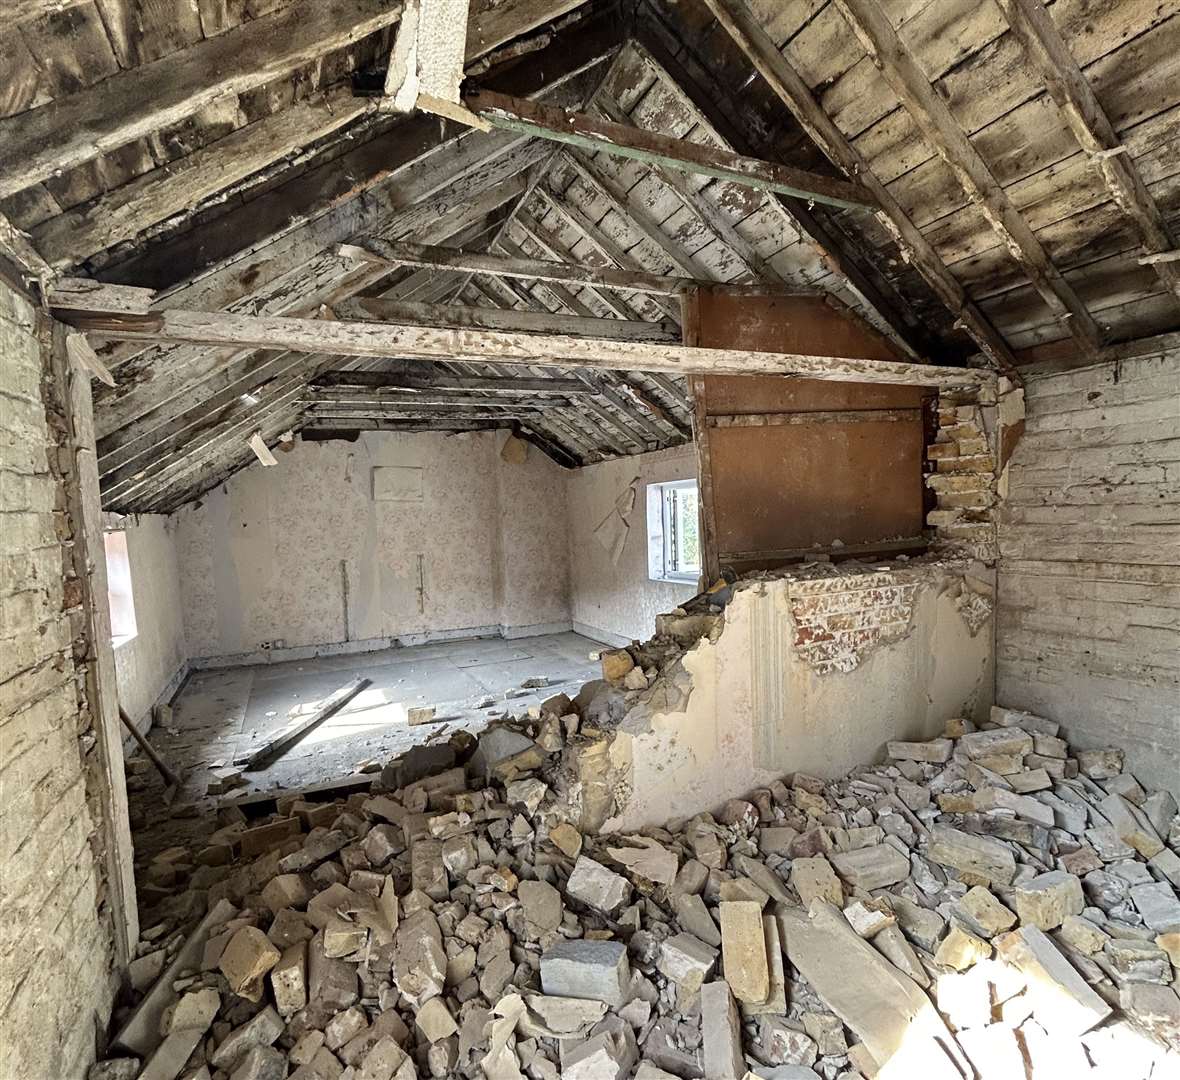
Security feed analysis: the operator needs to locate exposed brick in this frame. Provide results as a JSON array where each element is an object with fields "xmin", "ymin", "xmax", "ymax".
[{"xmin": 0, "ymin": 281, "xmax": 115, "ymax": 1079}]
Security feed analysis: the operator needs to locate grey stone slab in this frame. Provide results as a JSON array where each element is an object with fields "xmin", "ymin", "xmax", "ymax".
[{"xmin": 540, "ymin": 940, "xmax": 630, "ymax": 1006}]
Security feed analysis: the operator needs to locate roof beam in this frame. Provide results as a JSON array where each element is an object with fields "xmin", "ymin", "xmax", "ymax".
[
  {"xmin": 531, "ymin": 187, "xmax": 682, "ymax": 321},
  {"xmin": 306, "ymin": 389, "xmax": 574, "ymax": 407},
  {"xmin": 560, "ymin": 151, "xmax": 705, "ymax": 279},
  {"xmin": 31, "ymin": 85, "xmax": 369, "ymax": 270},
  {"xmin": 314, "ymin": 370, "xmax": 593, "ymax": 393},
  {"xmin": 994, "ymin": 0, "xmax": 1180, "ymax": 303},
  {"xmin": 0, "ymin": 0, "xmax": 403, "ymax": 201},
  {"xmin": 57, "ymin": 306, "xmax": 993, "ymax": 388},
  {"xmin": 830, "ymin": 0, "xmax": 1101, "ymax": 356},
  {"xmin": 334, "ymin": 295, "xmax": 680, "ymax": 341},
  {"xmin": 698, "ymin": 0, "xmax": 1024, "ymax": 381},
  {"xmin": 344, "ymin": 239, "xmax": 703, "ymax": 295},
  {"xmin": 628, "ymin": 36, "xmax": 933, "ymax": 360},
  {"xmin": 464, "ymin": 88, "xmax": 877, "ymax": 211}
]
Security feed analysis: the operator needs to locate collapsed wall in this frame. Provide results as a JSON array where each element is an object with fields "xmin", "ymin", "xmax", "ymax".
[{"xmin": 551, "ymin": 555, "xmax": 996, "ymax": 835}]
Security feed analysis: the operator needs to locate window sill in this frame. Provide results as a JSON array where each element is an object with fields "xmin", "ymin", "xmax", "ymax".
[{"xmin": 651, "ymin": 573, "xmax": 699, "ymax": 585}]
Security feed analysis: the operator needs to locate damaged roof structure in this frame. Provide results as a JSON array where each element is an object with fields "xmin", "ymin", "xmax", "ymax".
[
  {"xmin": 2, "ymin": 1, "xmax": 1180, "ymax": 1079},
  {"xmin": 3, "ymin": 0, "xmax": 1178, "ymax": 513}
]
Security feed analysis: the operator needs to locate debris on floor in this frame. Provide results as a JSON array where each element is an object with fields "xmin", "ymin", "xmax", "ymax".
[{"xmin": 98, "ymin": 702, "xmax": 1180, "ymax": 1080}]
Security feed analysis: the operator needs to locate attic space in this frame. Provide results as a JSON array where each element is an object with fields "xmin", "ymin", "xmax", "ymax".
[{"xmin": 2, "ymin": 0, "xmax": 1179, "ymax": 1077}]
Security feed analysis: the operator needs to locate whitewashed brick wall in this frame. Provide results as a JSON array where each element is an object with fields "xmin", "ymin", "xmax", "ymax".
[{"xmin": 0, "ymin": 280, "xmax": 117, "ymax": 1078}]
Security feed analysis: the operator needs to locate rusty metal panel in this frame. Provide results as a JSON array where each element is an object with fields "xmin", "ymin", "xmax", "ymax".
[{"xmin": 689, "ymin": 288, "xmax": 929, "ymax": 575}]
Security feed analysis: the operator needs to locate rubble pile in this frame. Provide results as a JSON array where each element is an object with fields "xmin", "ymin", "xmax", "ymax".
[{"xmin": 96, "ymin": 698, "xmax": 1180, "ymax": 1080}]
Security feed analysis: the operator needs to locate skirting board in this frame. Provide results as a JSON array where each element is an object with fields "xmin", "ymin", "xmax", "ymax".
[
  {"xmin": 572, "ymin": 620, "xmax": 632, "ymax": 649},
  {"xmin": 190, "ymin": 621, "xmax": 578, "ymax": 670}
]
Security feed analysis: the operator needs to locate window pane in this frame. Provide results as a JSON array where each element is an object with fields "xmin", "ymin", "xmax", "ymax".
[
  {"xmin": 676, "ymin": 486, "xmax": 700, "ymax": 572},
  {"xmin": 104, "ymin": 530, "xmax": 138, "ymax": 642}
]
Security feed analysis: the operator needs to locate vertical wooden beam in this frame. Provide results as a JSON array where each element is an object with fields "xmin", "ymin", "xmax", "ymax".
[
  {"xmin": 995, "ymin": 0, "xmax": 1180, "ymax": 303},
  {"xmin": 831, "ymin": 0, "xmax": 1101, "ymax": 355},
  {"xmin": 47, "ymin": 320, "xmax": 139, "ymax": 962}
]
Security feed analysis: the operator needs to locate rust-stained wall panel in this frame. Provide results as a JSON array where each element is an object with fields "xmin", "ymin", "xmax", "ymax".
[{"xmin": 689, "ymin": 288, "xmax": 929, "ymax": 576}]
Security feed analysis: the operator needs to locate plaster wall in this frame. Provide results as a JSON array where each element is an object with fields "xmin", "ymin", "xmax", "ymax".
[
  {"xmin": 112, "ymin": 514, "xmax": 187, "ymax": 729},
  {"xmin": 175, "ymin": 430, "xmax": 570, "ymax": 662},
  {"xmin": 566, "ymin": 444, "xmax": 699, "ymax": 646},
  {"xmin": 604, "ymin": 560, "xmax": 995, "ymax": 832}
]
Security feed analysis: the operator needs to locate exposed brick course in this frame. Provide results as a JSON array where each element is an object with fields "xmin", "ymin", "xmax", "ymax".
[{"xmin": 1, "ymin": 281, "xmax": 118, "ymax": 1079}]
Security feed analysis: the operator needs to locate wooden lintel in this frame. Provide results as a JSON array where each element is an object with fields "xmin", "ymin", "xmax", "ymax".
[
  {"xmin": 335, "ymin": 295, "xmax": 679, "ymax": 341},
  {"xmin": 342, "ymin": 238, "xmax": 701, "ymax": 295},
  {"xmin": 463, "ymin": 88, "xmax": 877, "ymax": 211},
  {"xmin": 57, "ymin": 306, "xmax": 993, "ymax": 388},
  {"xmin": 706, "ymin": 408, "xmax": 918, "ymax": 428}
]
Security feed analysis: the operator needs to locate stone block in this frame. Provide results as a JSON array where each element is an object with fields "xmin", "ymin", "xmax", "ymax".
[
  {"xmin": 540, "ymin": 939, "xmax": 630, "ymax": 1006},
  {"xmin": 411, "ymin": 839, "xmax": 449, "ymax": 900},
  {"xmin": 1142, "ymin": 791, "xmax": 1178, "ymax": 839},
  {"xmin": 656, "ymin": 933, "xmax": 718, "ymax": 992},
  {"xmin": 325, "ymin": 1006, "xmax": 368, "ymax": 1050},
  {"xmin": 562, "ymin": 1022, "xmax": 638, "ymax": 1080},
  {"xmin": 700, "ymin": 981, "xmax": 745, "ymax": 1080},
  {"xmin": 954, "ymin": 886, "xmax": 1016, "ymax": 939},
  {"xmin": 830, "ymin": 845, "xmax": 909, "ymax": 891},
  {"xmin": 261, "ymin": 873, "xmax": 314, "ymax": 913},
  {"xmin": 1130, "ymin": 881, "xmax": 1180, "ymax": 933},
  {"xmin": 990, "ymin": 706, "xmax": 1059, "ymax": 736},
  {"xmin": 928, "ymin": 824, "xmax": 1016, "ymax": 886},
  {"xmin": 790, "ymin": 856, "xmax": 842, "ymax": 907},
  {"xmin": 601, "ymin": 649, "xmax": 635, "ymax": 682},
  {"xmin": 1013, "ymin": 871, "xmax": 1084, "ymax": 931},
  {"xmin": 1058, "ymin": 915, "xmax": 1109, "ymax": 956},
  {"xmin": 1099, "ymin": 794, "xmax": 1164, "ymax": 858},
  {"xmin": 1077, "ymin": 748, "xmax": 1124, "ymax": 779},
  {"xmin": 802, "ymin": 1012, "xmax": 846, "ymax": 1056},
  {"xmin": 211, "ymin": 1006, "xmax": 283, "ymax": 1069},
  {"xmin": 674, "ymin": 893, "xmax": 721, "ymax": 947},
  {"xmin": 229, "ymin": 1045, "xmax": 285, "ymax": 1080},
  {"xmin": 415, "ymin": 998, "xmax": 458, "ymax": 1042},
  {"xmin": 1008, "ymin": 769, "xmax": 1052, "ymax": 794},
  {"xmin": 565, "ymin": 856, "xmax": 632, "ymax": 915},
  {"xmin": 308, "ymin": 930, "xmax": 359, "ymax": 1012},
  {"xmin": 842, "ymin": 898, "xmax": 895, "ymax": 938},
  {"xmin": 323, "ymin": 914, "xmax": 367, "ymax": 958},
  {"xmin": 960, "ymin": 728, "xmax": 1033, "ymax": 760},
  {"xmin": 995, "ymin": 927, "xmax": 1111, "ymax": 1036},
  {"xmin": 219, "ymin": 927, "xmax": 281, "ymax": 1002},
  {"xmin": 872, "ymin": 924, "xmax": 929, "ymax": 988},
  {"xmin": 271, "ymin": 942, "xmax": 307, "ymax": 1017},
  {"xmin": 720, "ymin": 901, "xmax": 769, "ymax": 1005},
  {"xmin": 886, "ymin": 738, "xmax": 952, "ymax": 763},
  {"xmin": 1104, "ymin": 938, "xmax": 1172, "ymax": 984},
  {"xmin": 1149, "ymin": 846, "xmax": 1180, "ymax": 889},
  {"xmin": 934, "ymin": 925, "xmax": 991, "ymax": 971}
]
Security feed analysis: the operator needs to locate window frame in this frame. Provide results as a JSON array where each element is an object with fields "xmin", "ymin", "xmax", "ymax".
[{"xmin": 647, "ymin": 478, "xmax": 701, "ymax": 585}]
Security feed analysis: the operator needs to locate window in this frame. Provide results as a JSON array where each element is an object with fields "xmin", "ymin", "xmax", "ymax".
[
  {"xmin": 104, "ymin": 530, "xmax": 138, "ymax": 645},
  {"xmin": 648, "ymin": 479, "xmax": 701, "ymax": 583}
]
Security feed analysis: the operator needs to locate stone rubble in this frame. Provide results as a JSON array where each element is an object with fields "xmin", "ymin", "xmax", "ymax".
[{"xmin": 96, "ymin": 699, "xmax": 1179, "ymax": 1080}]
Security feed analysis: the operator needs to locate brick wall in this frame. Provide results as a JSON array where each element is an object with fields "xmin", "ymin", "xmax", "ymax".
[
  {"xmin": 1, "ymin": 281, "xmax": 119, "ymax": 1077},
  {"xmin": 926, "ymin": 384, "xmax": 1002, "ymax": 563}
]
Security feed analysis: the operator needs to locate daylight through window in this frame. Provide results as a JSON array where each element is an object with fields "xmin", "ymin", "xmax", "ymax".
[
  {"xmin": 647, "ymin": 479, "xmax": 701, "ymax": 583},
  {"xmin": 104, "ymin": 529, "xmax": 138, "ymax": 645}
]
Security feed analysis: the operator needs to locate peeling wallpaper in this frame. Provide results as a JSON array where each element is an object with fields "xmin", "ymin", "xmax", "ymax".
[
  {"xmin": 174, "ymin": 431, "xmax": 571, "ymax": 661},
  {"xmin": 112, "ymin": 514, "xmax": 187, "ymax": 727},
  {"xmin": 566, "ymin": 445, "xmax": 700, "ymax": 646}
]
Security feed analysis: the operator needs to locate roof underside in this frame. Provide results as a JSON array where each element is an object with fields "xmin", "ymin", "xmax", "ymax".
[{"xmin": 3, "ymin": 0, "xmax": 1177, "ymax": 514}]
